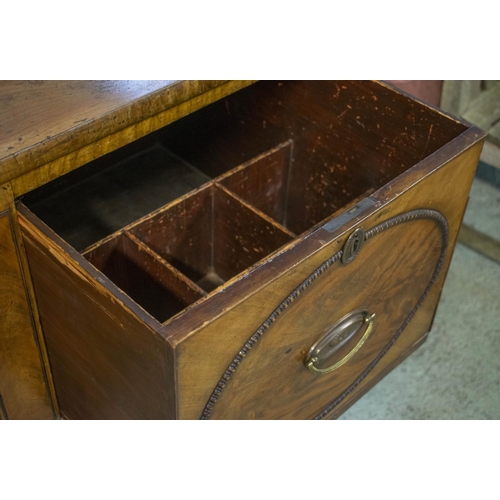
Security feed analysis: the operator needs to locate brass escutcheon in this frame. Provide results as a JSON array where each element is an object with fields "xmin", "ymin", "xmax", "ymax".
[{"xmin": 341, "ymin": 227, "xmax": 365, "ymax": 265}]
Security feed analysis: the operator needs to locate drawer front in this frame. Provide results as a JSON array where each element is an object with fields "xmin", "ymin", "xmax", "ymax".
[
  {"xmin": 202, "ymin": 210, "xmax": 445, "ymax": 419},
  {"xmin": 176, "ymin": 142, "xmax": 482, "ymax": 419}
]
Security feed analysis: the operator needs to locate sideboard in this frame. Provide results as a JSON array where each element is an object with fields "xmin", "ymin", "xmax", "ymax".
[{"xmin": 0, "ymin": 80, "xmax": 486, "ymax": 419}]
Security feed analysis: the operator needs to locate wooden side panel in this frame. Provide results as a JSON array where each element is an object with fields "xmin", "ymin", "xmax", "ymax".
[
  {"xmin": 0, "ymin": 393, "xmax": 8, "ymax": 419},
  {"xmin": 19, "ymin": 216, "xmax": 174, "ymax": 419},
  {"xmin": 175, "ymin": 141, "xmax": 483, "ymax": 419},
  {"xmin": 0, "ymin": 209, "xmax": 55, "ymax": 419}
]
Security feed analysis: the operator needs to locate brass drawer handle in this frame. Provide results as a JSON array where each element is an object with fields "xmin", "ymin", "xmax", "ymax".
[{"xmin": 305, "ymin": 309, "xmax": 376, "ymax": 375}]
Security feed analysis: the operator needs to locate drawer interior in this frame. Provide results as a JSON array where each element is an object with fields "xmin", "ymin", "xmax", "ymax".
[
  {"xmin": 20, "ymin": 80, "xmax": 467, "ymax": 324},
  {"xmin": 83, "ymin": 232, "xmax": 205, "ymax": 322},
  {"xmin": 127, "ymin": 184, "xmax": 292, "ymax": 293}
]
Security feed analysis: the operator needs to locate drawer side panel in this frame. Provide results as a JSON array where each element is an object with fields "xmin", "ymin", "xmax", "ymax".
[
  {"xmin": 19, "ymin": 216, "xmax": 174, "ymax": 419},
  {"xmin": 0, "ymin": 208, "xmax": 55, "ymax": 419}
]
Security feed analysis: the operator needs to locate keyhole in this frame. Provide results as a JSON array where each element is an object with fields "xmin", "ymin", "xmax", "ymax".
[{"xmin": 341, "ymin": 228, "xmax": 365, "ymax": 265}]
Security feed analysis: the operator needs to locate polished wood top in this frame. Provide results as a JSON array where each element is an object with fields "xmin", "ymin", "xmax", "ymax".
[{"xmin": 0, "ymin": 80, "xmax": 233, "ymax": 185}]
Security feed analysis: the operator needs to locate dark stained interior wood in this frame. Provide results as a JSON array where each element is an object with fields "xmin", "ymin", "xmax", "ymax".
[
  {"xmin": 128, "ymin": 186, "xmax": 213, "ymax": 288},
  {"xmin": 130, "ymin": 184, "xmax": 292, "ymax": 293},
  {"xmin": 156, "ymin": 81, "xmax": 467, "ymax": 234},
  {"xmin": 83, "ymin": 232, "xmax": 205, "ymax": 322},
  {"xmin": 218, "ymin": 141, "xmax": 293, "ymax": 227},
  {"xmin": 212, "ymin": 186, "xmax": 292, "ymax": 282},
  {"xmin": 21, "ymin": 135, "xmax": 212, "ymax": 251},
  {"xmin": 22, "ymin": 81, "xmax": 468, "ymax": 247}
]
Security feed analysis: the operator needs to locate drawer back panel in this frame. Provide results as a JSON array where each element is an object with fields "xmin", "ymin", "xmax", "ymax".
[{"xmin": 158, "ymin": 80, "xmax": 467, "ymax": 233}]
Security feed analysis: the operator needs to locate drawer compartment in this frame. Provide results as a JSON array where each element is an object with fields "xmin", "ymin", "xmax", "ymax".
[
  {"xmin": 218, "ymin": 141, "xmax": 293, "ymax": 226},
  {"xmin": 83, "ymin": 232, "xmax": 205, "ymax": 322},
  {"xmin": 17, "ymin": 81, "xmax": 485, "ymax": 419},
  {"xmin": 128, "ymin": 184, "xmax": 292, "ymax": 293}
]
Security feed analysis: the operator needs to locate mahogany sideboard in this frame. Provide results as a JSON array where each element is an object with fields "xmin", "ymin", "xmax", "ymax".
[{"xmin": 0, "ymin": 80, "xmax": 486, "ymax": 419}]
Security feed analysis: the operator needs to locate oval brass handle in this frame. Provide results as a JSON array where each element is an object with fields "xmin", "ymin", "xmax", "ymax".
[{"xmin": 305, "ymin": 310, "xmax": 375, "ymax": 375}]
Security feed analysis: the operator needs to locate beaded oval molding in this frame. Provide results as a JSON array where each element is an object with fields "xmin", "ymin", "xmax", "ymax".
[{"xmin": 200, "ymin": 209, "xmax": 449, "ymax": 420}]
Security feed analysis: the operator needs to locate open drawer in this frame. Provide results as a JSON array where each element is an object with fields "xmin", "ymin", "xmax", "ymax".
[{"xmin": 17, "ymin": 81, "xmax": 485, "ymax": 419}]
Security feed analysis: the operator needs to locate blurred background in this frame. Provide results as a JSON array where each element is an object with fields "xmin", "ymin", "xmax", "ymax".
[{"xmin": 341, "ymin": 81, "xmax": 500, "ymax": 419}]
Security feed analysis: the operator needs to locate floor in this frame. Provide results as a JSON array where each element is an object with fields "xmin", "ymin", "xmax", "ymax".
[{"xmin": 340, "ymin": 166, "xmax": 500, "ymax": 419}]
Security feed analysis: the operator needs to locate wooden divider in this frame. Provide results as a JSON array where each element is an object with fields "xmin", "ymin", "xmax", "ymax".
[
  {"xmin": 83, "ymin": 232, "xmax": 205, "ymax": 322},
  {"xmin": 130, "ymin": 184, "xmax": 293, "ymax": 294}
]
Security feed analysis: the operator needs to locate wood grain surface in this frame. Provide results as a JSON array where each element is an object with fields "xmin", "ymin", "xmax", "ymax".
[
  {"xmin": 5, "ymin": 81, "xmax": 256, "ymax": 195},
  {"xmin": 0, "ymin": 207, "xmax": 55, "ymax": 419},
  {"xmin": 157, "ymin": 128, "xmax": 483, "ymax": 346},
  {"xmin": 84, "ymin": 232, "xmax": 205, "ymax": 322},
  {"xmin": 207, "ymin": 214, "xmax": 445, "ymax": 419},
  {"xmin": 129, "ymin": 184, "xmax": 292, "ymax": 293},
  {"xmin": 0, "ymin": 80, "xmax": 256, "ymax": 418},
  {"xmin": 11, "ymin": 81, "xmax": 486, "ymax": 419},
  {"xmin": 20, "ymin": 213, "xmax": 175, "ymax": 419},
  {"xmin": 0, "ymin": 81, "xmax": 247, "ymax": 183},
  {"xmin": 158, "ymin": 81, "xmax": 468, "ymax": 235},
  {"xmin": 218, "ymin": 141, "xmax": 293, "ymax": 226},
  {"xmin": 174, "ymin": 141, "xmax": 483, "ymax": 419}
]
